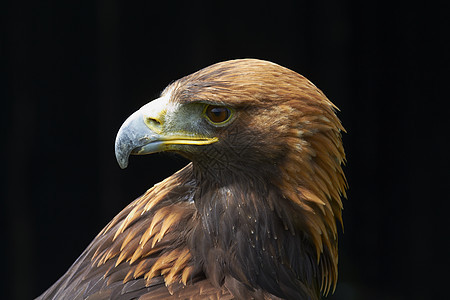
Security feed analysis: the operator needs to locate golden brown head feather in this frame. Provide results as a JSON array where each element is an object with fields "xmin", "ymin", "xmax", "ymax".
[{"xmin": 36, "ymin": 59, "xmax": 346, "ymax": 300}]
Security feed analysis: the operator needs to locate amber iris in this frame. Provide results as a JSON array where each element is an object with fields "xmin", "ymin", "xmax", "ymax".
[{"xmin": 205, "ymin": 105, "xmax": 231, "ymax": 124}]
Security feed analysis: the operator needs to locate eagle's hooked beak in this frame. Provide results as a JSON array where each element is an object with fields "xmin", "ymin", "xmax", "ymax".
[
  {"xmin": 115, "ymin": 96, "xmax": 218, "ymax": 169},
  {"xmin": 114, "ymin": 110, "xmax": 158, "ymax": 169}
]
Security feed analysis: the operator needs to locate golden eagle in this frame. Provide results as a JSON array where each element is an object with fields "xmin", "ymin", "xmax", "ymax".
[{"xmin": 37, "ymin": 59, "xmax": 347, "ymax": 300}]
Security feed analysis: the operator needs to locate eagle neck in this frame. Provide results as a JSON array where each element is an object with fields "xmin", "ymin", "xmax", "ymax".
[{"xmin": 188, "ymin": 162, "xmax": 320, "ymax": 299}]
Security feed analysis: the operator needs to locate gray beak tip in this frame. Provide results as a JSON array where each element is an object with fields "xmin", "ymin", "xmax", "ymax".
[
  {"xmin": 118, "ymin": 159, "xmax": 129, "ymax": 169},
  {"xmin": 115, "ymin": 136, "xmax": 131, "ymax": 169},
  {"xmin": 114, "ymin": 109, "xmax": 158, "ymax": 169}
]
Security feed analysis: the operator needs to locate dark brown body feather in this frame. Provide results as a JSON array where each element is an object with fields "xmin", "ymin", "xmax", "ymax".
[{"xmin": 37, "ymin": 59, "xmax": 346, "ymax": 300}]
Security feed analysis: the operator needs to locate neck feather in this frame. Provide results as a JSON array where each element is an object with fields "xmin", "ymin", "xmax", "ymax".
[{"xmin": 188, "ymin": 163, "xmax": 327, "ymax": 299}]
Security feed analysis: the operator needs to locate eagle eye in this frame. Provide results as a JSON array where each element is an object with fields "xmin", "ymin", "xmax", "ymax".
[{"xmin": 204, "ymin": 105, "xmax": 232, "ymax": 125}]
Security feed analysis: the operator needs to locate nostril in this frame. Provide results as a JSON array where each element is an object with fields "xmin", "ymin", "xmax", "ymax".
[
  {"xmin": 145, "ymin": 117, "xmax": 162, "ymax": 131},
  {"xmin": 147, "ymin": 118, "xmax": 160, "ymax": 126}
]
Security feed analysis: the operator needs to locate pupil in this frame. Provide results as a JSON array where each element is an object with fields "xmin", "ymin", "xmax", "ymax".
[
  {"xmin": 212, "ymin": 108, "xmax": 224, "ymax": 117},
  {"xmin": 207, "ymin": 106, "xmax": 230, "ymax": 123}
]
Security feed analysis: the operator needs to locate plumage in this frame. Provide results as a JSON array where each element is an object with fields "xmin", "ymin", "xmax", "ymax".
[{"xmin": 36, "ymin": 59, "xmax": 347, "ymax": 300}]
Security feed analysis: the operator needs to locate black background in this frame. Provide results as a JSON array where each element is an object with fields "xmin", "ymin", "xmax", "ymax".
[{"xmin": 2, "ymin": 1, "xmax": 449, "ymax": 299}]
